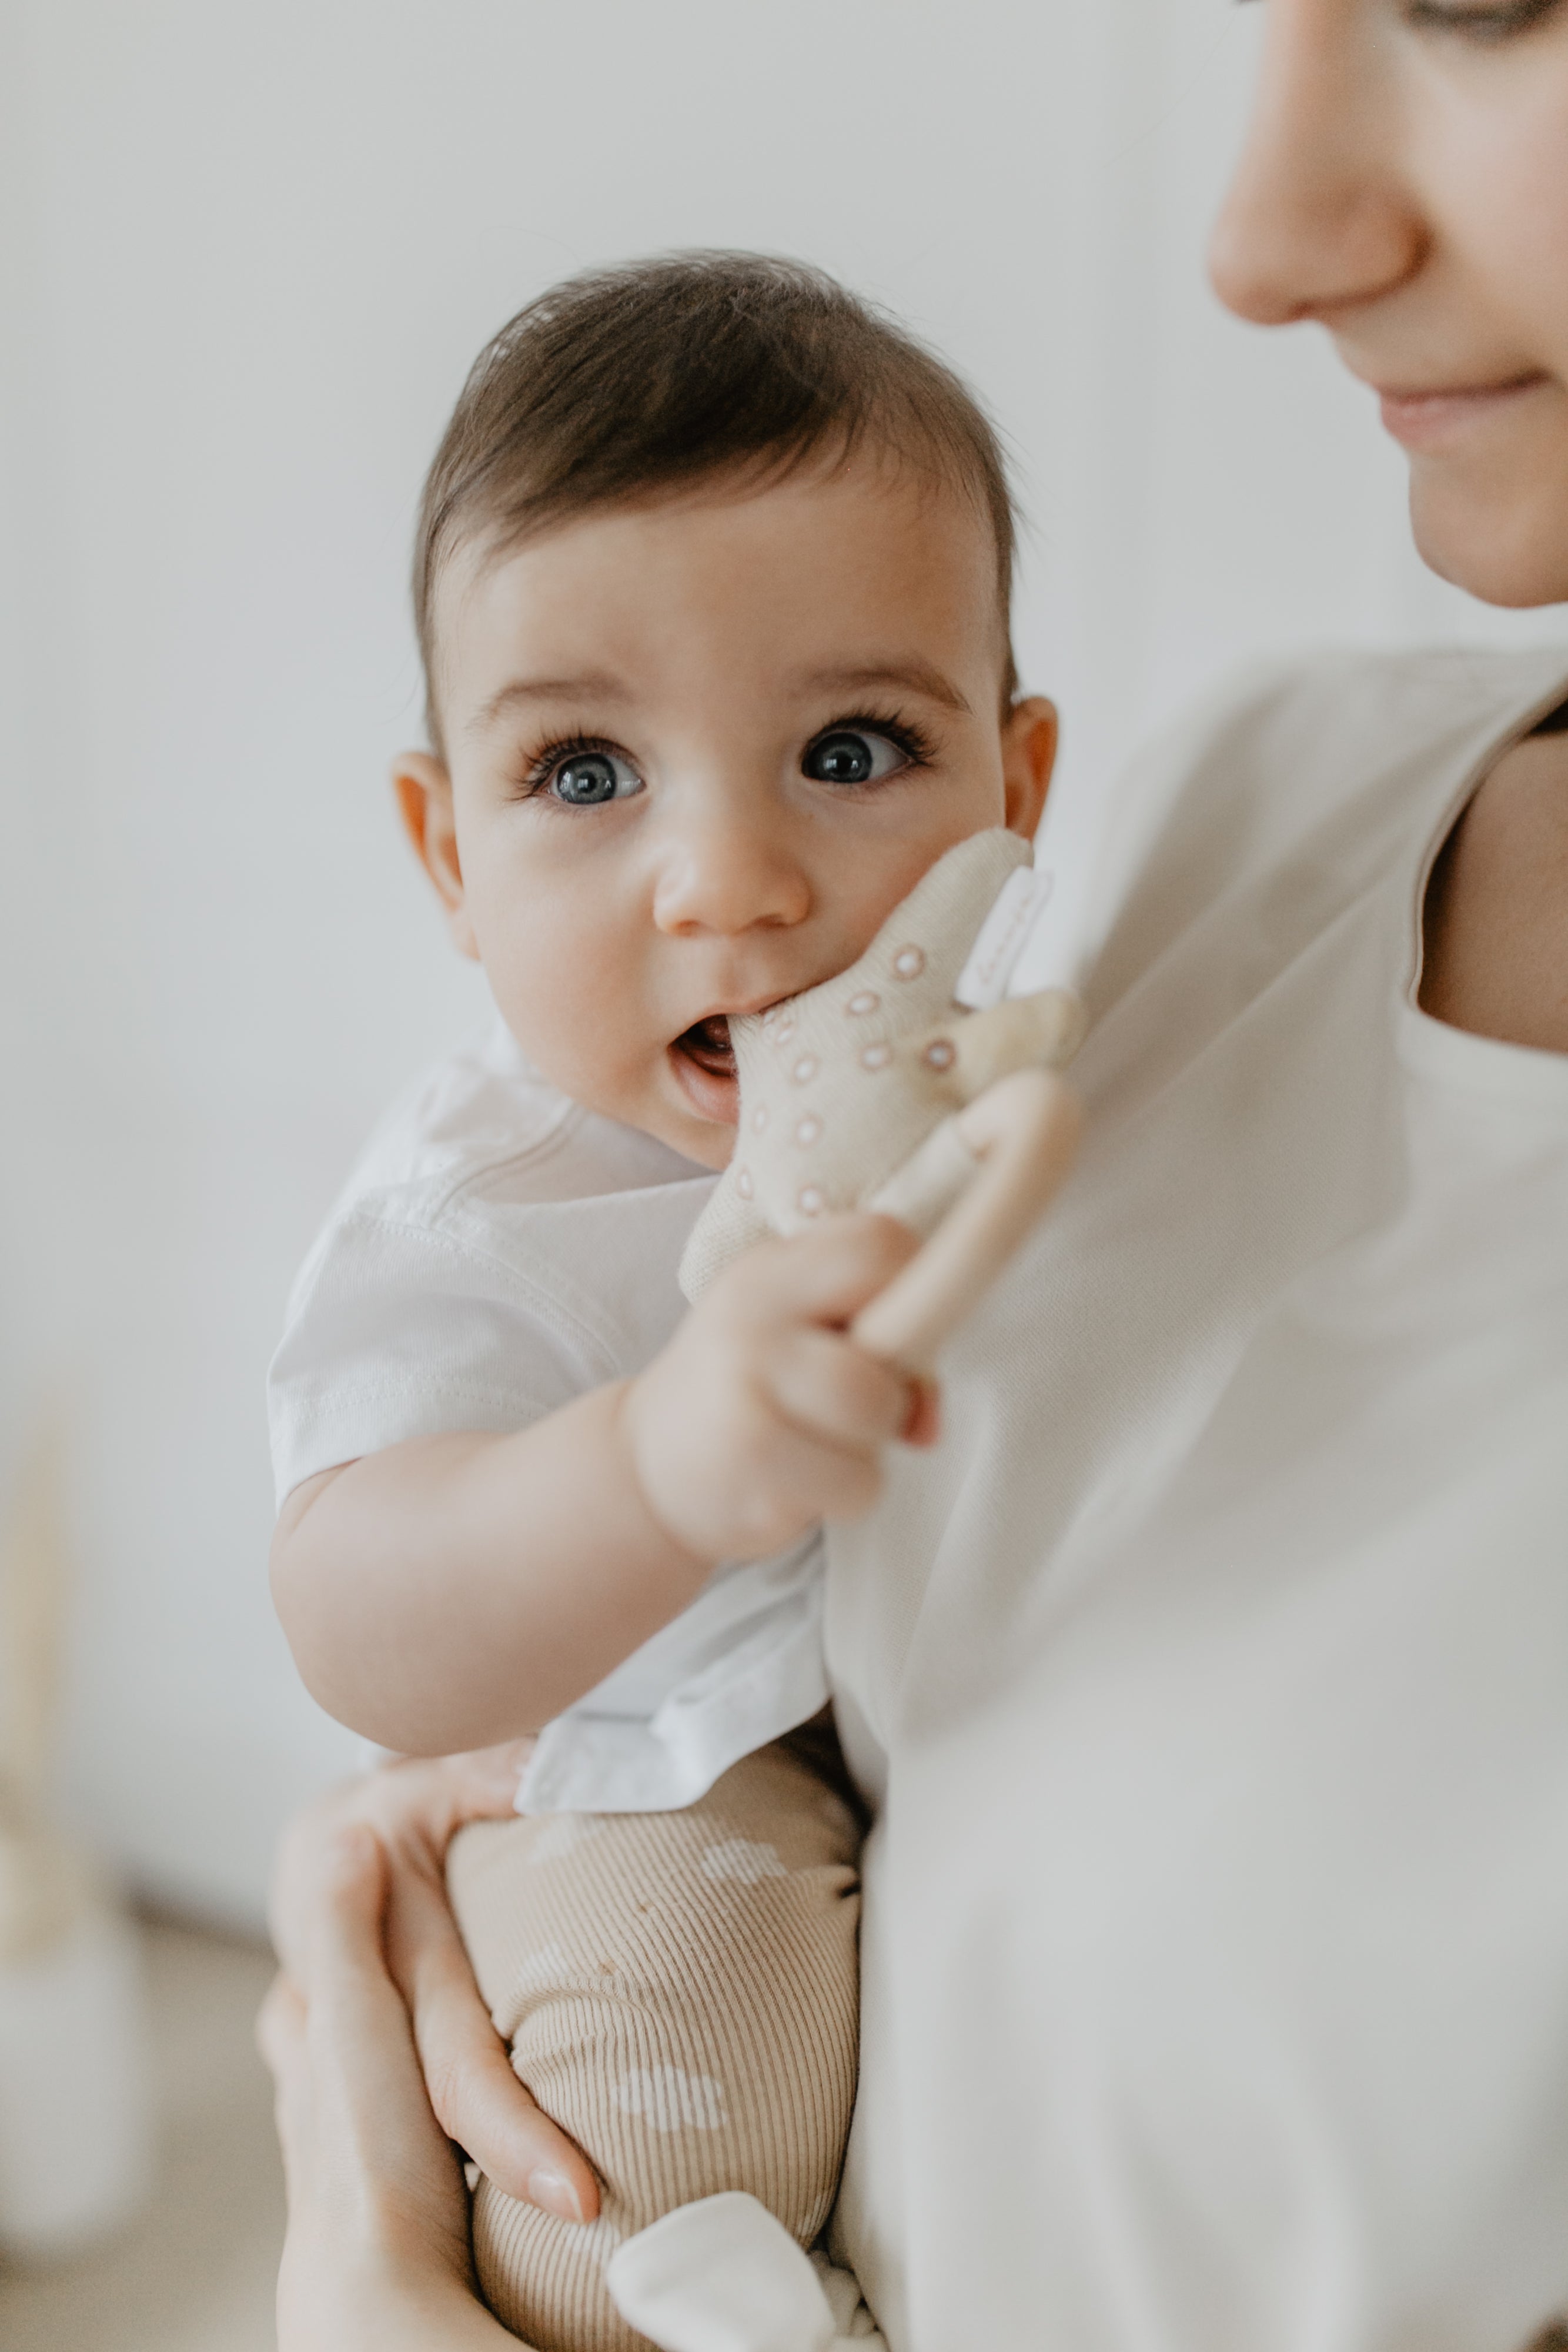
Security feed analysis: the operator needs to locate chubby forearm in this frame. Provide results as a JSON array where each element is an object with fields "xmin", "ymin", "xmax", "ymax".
[
  {"xmin": 273, "ymin": 1216, "xmax": 927, "ymax": 1756},
  {"xmin": 269, "ymin": 1382, "xmax": 711, "ymax": 1755}
]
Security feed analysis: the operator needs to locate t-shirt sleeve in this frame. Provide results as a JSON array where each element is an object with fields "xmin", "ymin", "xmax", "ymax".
[{"xmin": 266, "ymin": 1200, "xmax": 620, "ymax": 1509}]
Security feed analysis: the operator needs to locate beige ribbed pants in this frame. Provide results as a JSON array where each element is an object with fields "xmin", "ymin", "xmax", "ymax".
[{"xmin": 446, "ymin": 1724, "xmax": 863, "ymax": 2351}]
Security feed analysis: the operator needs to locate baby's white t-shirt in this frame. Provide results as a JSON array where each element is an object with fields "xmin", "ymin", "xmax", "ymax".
[{"xmin": 266, "ymin": 1025, "xmax": 827, "ymax": 1813}]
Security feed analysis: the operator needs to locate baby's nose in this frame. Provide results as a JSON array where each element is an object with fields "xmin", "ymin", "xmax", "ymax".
[{"xmin": 652, "ymin": 811, "xmax": 811, "ymax": 936}]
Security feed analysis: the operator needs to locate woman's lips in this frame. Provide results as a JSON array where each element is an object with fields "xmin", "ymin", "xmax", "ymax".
[
  {"xmin": 1378, "ymin": 373, "xmax": 1549, "ymax": 453},
  {"xmin": 670, "ymin": 1016, "xmax": 738, "ymax": 1123}
]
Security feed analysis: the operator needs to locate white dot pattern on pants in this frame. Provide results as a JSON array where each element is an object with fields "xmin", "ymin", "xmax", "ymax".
[
  {"xmin": 845, "ymin": 990, "xmax": 880, "ymax": 1015},
  {"xmin": 792, "ymin": 1055, "xmax": 818, "ymax": 1085},
  {"xmin": 797, "ymin": 1184, "xmax": 826, "ymax": 1215},
  {"xmin": 794, "ymin": 1115, "xmax": 823, "ymax": 1147},
  {"xmin": 860, "ymin": 1043, "xmax": 892, "ymax": 1071},
  {"xmin": 922, "ymin": 1038, "xmax": 956, "ymax": 1070},
  {"xmin": 893, "ymin": 946, "xmax": 925, "ymax": 978},
  {"xmin": 700, "ymin": 1838, "xmax": 789, "ymax": 1885},
  {"xmin": 611, "ymin": 2065, "xmax": 728, "ymax": 2134},
  {"xmin": 510, "ymin": 1941, "xmax": 570, "ymax": 1993},
  {"xmin": 525, "ymin": 1815, "xmax": 606, "ymax": 1866},
  {"xmin": 736, "ymin": 1167, "xmax": 754, "ymax": 1200}
]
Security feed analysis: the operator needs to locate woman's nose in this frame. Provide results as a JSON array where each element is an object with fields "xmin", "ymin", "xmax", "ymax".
[
  {"xmin": 1208, "ymin": 1, "xmax": 1426, "ymax": 329},
  {"xmin": 650, "ymin": 803, "xmax": 813, "ymax": 938}
]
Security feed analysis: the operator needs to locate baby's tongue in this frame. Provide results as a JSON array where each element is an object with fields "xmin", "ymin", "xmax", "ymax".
[{"xmin": 678, "ymin": 1015, "xmax": 734, "ymax": 1075}]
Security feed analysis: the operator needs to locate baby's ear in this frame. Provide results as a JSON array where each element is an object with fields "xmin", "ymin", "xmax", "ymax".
[
  {"xmin": 392, "ymin": 753, "xmax": 479, "ymax": 960},
  {"xmin": 1001, "ymin": 696, "xmax": 1058, "ymax": 841}
]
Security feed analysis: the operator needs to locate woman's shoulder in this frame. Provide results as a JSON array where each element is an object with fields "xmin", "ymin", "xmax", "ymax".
[
  {"xmin": 1162, "ymin": 641, "xmax": 1566, "ymax": 794},
  {"xmin": 1078, "ymin": 644, "xmax": 1568, "ymax": 1018}
]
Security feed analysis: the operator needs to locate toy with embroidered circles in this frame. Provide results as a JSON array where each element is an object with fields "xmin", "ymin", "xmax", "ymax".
[{"xmin": 680, "ymin": 827, "xmax": 1086, "ymax": 1375}]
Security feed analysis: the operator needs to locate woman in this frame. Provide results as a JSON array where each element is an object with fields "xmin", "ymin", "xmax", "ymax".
[{"xmin": 262, "ymin": 4, "xmax": 1568, "ymax": 2344}]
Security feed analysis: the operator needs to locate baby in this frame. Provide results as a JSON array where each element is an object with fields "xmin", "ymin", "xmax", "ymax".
[{"xmin": 267, "ymin": 252, "xmax": 1059, "ymax": 2348}]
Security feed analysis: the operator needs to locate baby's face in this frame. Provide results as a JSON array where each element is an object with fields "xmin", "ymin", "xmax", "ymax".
[{"xmin": 399, "ymin": 456, "xmax": 1055, "ymax": 1170}]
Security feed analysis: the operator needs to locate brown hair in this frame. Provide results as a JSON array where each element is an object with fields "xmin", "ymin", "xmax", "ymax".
[{"xmin": 413, "ymin": 251, "xmax": 1019, "ymax": 749}]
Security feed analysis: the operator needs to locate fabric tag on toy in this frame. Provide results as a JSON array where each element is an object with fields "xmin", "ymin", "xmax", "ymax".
[{"xmin": 954, "ymin": 865, "xmax": 1052, "ymax": 1008}]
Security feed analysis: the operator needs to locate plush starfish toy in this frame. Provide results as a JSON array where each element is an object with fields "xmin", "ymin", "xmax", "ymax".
[{"xmin": 680, "ymin": 828, "xmax": 1086, "ymax": 1374}]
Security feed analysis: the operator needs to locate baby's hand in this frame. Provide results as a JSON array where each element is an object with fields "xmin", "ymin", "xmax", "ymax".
[{"xmin": 624, "ymin": 1213, "xmax": 930, "ymax": 1563}]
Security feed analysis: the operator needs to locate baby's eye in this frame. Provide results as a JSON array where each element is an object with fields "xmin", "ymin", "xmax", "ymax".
[
  {"xmin": 801, "ymin": 729, "xmax": 909, "ymax": 787},
  {"xmin": 548, "ymin": 750, "xmax": 643, "ymax": 807},
  {"xmin": 1407, "ymin": 0, "xmax": 1560, "ymax": 31}
]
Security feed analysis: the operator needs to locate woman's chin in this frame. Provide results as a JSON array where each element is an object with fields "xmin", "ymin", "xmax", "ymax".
[{"xmin": 1408, "ymin": 449, "xmax": 1568, "ymax": 612}]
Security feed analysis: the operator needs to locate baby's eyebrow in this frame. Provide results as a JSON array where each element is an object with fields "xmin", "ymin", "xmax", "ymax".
[
  {"xmin": 796, "ymin": 660, "xmax": 971, "ymax": 716},
  {"xmin": 469, "ymin": 671, "xmax": 630, "ymax": 733}
]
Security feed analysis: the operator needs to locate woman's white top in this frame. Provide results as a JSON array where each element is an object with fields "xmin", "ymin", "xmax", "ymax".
[
  {"xmin": 266, "ymin": 1030, "xmax": 827, "ymax": 1814},
  {"xmin": 827, "ymin": 647, "xmax": 1568, "ymax": 2352}
]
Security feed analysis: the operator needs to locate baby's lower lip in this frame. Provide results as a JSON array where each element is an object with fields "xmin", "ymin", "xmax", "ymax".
[{"xmin": 669, "ymin": 1031, "xmax": 738, "ymax": 1124}]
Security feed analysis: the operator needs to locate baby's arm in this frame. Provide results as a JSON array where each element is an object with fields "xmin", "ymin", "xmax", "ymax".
[{"xmin": 270, "ymin": 1212, "xmax": 920, "ymax": 1756}]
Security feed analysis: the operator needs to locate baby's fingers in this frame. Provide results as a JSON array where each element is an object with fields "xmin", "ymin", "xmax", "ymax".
[
  {"xmin": 734, "ymin": 1212, "xmax": 922, "ymax": 1329},
  {"xmin": 767, "ymin": 1328, "xmax": 915, "ymax": 1452}
]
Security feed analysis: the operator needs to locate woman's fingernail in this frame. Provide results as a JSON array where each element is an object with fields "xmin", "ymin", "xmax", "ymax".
[{"xmin": 528, "ymin": 2167, "xmax": 584, "ymax": 2222}]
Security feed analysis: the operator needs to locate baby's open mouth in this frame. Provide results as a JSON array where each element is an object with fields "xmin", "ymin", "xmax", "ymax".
[
  {"xmin": 674, "ymin": 1014, "xmax": 735, "ymax": 1078},
  {"xmin": 670, "ymin": 1014, "xmax": 739, "ymax": 1122}
]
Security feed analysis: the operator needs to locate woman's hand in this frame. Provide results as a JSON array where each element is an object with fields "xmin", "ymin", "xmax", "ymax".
[
  {"xmin": 260, "ymin": 1813, "xmax": 523, "ymax": 2350},
  {"xmin": 259, "ymin": 1748, "xmax": 603, "ymax": 2351},
  {"xmin": 268, "ymin": 1746, "xmax": 600, "ymax": 2229}
]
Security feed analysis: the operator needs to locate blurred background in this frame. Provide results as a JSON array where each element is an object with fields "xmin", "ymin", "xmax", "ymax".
[{"xmin": 2, "ymin": 0, "xmax": 1564, "ymax": 2342}]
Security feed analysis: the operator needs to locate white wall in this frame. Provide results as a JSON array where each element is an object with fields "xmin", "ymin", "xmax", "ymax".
[{"xmin": 4, "ymin": 0, "xmax": 1563, "ymax": 1926}]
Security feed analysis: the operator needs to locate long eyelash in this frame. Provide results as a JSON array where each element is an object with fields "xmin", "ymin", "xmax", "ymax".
[
  {"xmin": 815, "ymin": 708, "xmax": 940, "ymax": 770},
  {"xmin": 1408, "ymin": 0, "xmax": 1560, "ymax": 35},
  {"xmin": 513, "ymin": 710, "xmax": 938, "ymax": 799},
  {"xmin": 512, "ymin": 730, "xmax": 626, "ymax": 800}
]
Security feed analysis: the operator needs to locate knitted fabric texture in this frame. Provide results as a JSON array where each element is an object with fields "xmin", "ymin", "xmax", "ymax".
[
  {"xmin": 679, "ymin": 828, "xmax": 1032, "ymax": 1302},
  {"xmin": 448, "ymin": 1730, "xmax": 862, "ymax": 2351}
]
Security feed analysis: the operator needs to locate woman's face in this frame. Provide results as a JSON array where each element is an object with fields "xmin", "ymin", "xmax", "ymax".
[{"xmin": 1211, "ymin": 0, "xmax": 1568, "ymax": 609}]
